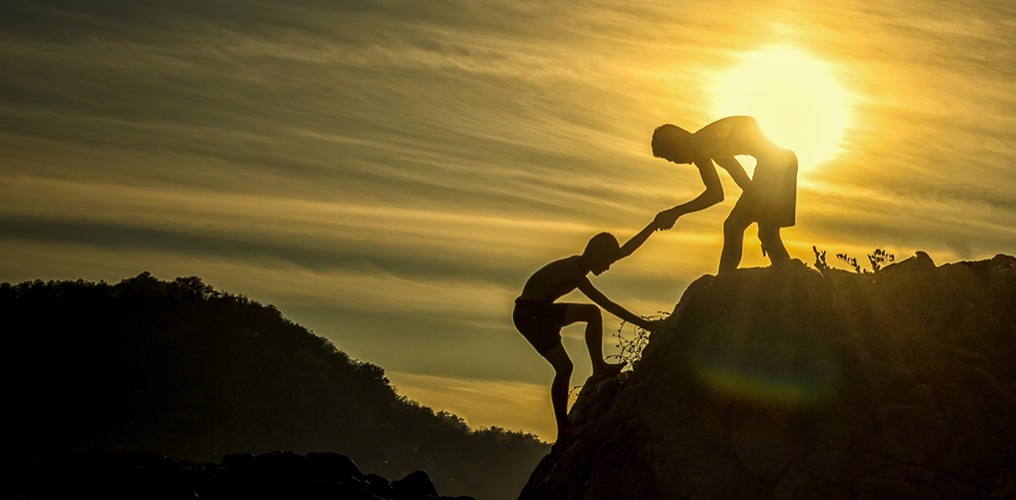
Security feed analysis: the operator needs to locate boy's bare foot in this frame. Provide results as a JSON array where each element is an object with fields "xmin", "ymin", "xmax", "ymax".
[{"xmin": 586, "ymin": 361, "xmax": 626, "ymax": 385}]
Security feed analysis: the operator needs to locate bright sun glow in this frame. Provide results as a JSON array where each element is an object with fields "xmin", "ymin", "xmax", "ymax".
[{"xmin": 712, "ymin": 46, "xmax": 851, "ymax": 170}]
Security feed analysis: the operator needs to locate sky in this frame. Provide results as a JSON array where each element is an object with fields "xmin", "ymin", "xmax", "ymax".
[{"xmin": 3, "ymin": 0, "xmax": 1015, "ymax": 441}]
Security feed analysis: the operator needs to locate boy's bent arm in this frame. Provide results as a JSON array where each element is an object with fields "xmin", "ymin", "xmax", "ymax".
[
  {"xmin": 658, "ymin": 159, "xmax": 724, "ymax": 229},
  {"xmin": 577, "ymin": 278, "xmax": 650, "ymax": 329},
  {"xmin": 714, "ymin": 156, "xmax": 752, "ymax": 191},
  {"xmin": 665, "ymin": 159, "xmax": 723, "ymax": 216}
]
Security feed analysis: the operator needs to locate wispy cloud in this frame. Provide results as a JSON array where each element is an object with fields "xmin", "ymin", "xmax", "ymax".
[{"xmin": 2, "ymin": 0, "xmax": 1015, "ymax": 437}]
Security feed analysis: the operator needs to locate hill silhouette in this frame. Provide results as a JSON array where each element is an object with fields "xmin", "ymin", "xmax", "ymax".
[
  {"xmin": 2, "ymin": 272, "xmax": 547, "ymax": 500},
  {"xmin": 521, "ymin": 253, "xmax": 1016, "ymax": 499}
]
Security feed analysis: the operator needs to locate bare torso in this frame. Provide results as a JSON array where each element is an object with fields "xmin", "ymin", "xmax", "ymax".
[{"xmin": 517, "ymin": 256, "xmax": 587, "ymax": 303}]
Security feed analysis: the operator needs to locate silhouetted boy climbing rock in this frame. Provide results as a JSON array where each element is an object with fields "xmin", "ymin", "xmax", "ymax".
[{"xmin": 513, "ymin": 217, "xmax": 667, "ymax": 443}]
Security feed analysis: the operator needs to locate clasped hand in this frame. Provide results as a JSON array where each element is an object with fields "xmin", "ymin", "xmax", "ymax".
[{"xmin": 654, "ymin": 209, "xmax": 680, "ymax": 230}]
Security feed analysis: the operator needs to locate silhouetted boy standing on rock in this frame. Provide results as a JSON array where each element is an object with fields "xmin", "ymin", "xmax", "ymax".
[
  {"xmin": 652, "ymin": 116, "xmax": 798, "ymax": 273},
  {"xmin": 513, "ymin": 217, "xmax": 665, "ymax": 442}
]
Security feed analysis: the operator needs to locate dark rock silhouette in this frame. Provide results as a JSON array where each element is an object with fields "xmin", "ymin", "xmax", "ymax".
[
  {"xmin": 11, "ymin": 449, "xmax": 472, "ymax": 499},
  {"xmin": 1, "ymin": 273, "xmax": 546, "ymax": 500},
  {"xmin": 394, "ymin": 470, "xmax": 442, "ymax": 498},
  {"xmin": 520, "ymin": 254, "xmax": 1016, "ymax": 499}
]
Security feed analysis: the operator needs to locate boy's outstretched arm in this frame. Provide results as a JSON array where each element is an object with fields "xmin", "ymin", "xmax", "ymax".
[
  {"xmin": 658, "ymin": 158, "xmax": 724, "ymax": 229},
  {"xmin": 577, "ymin": 278, "xmax": 652, "ymax": 329},
  {"xmin": 618, "ymin": 218, "xmax": 660, "ymax": 259}
]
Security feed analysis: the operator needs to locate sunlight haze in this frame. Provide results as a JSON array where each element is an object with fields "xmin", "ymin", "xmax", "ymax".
[
  {"xmin": 712, "ymin": 46, "xmax": 852, "ymax": 169},
  {"xmin": 3, "ymin": 0, "xmax": 1015, "ymax": 442}
]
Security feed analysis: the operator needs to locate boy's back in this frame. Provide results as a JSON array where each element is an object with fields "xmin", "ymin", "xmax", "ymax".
[{"xmin": 517, "ymin": 256, "xmax": 585, "ymax": 304}]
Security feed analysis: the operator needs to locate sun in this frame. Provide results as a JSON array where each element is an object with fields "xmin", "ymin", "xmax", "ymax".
[{"xmin": 712, "ymin": 46, "xmax": 851, "ymax": 170}]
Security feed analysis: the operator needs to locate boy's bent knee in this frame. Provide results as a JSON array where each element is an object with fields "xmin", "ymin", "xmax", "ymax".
[
  {"xmin": 551, "ymin": 359, "xmax": 573, "ymax": 380},
  {"xmin": 544, "ymin": 345, "xmax": 573, "ymax": 374}
]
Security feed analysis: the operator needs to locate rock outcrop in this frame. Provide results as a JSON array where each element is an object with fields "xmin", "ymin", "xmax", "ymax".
[{"xmin": 521, "ymin": 254, "xmax": 1016, "ymax": 499}]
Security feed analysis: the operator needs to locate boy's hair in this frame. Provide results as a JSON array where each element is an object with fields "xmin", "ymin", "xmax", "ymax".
[
  {"xmin": 651, "ymin": 124, "xmax": 692, "ymax": 158},
  {"xmin": 583, "ymin": 232, "xmax": 620, "ymax": 260}
]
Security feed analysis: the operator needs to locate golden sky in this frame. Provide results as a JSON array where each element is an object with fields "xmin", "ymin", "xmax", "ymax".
[{"xmin": 3, "ymin": 0, "xmax": 1015, "ymax": 441}]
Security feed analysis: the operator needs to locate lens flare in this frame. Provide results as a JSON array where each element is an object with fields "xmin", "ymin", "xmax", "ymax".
[{"xmin": 689, "ymin": 328, "xmax": 842, "ymax": 407}]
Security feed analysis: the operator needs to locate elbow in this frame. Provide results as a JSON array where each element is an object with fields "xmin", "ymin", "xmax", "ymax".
[{"xmin": 701, "ymin": 183, "xmax": 724, "ymax": 205}]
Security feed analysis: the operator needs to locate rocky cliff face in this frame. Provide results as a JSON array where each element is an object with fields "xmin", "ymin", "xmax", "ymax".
[{"xmin": 520, "ymin": 254, "xmax": 1016, "ymax": 499}]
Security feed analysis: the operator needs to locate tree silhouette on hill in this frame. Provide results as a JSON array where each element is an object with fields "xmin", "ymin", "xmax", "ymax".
[{"xmin": 2, "ymin": 273, "xmax": 546, "ymax": 500}]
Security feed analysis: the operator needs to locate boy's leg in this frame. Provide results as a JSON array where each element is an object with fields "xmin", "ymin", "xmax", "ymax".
[
  {"xmin": 542, "ymin": 344, "xmax": 573, "ymax": 439},
  {"xmin": 719, "ymin": 210, "xmax": 752, "ymax": 274},
  {"xmin": 758, "ymin": 223, "xmax": 790, "ymax": 266},
  {"xmin": 563, "ymin": 304, "xmax": 624, "ymax": 380}
]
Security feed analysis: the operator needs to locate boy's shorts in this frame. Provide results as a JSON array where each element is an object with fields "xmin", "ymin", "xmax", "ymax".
[
  {"xmin": 513, "ymin": 299, "xmax": 568, "ymax": 356},
  {"xmin": 732, "ymin": 154, "xmax": 798, "ymax": 228}
]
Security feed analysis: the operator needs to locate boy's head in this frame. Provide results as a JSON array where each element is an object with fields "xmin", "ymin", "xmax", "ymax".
[
  {"xmin": 651, "ymin": 124, "xmax": 694, "ymax": 164},
  {"xmin": 582, "ymin": 232, "xmax": 621, "ymax": 275}
]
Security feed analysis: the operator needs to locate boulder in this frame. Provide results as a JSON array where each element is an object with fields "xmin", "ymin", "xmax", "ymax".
[{"xmin": 520, "ymin": 255, "xmax": 1016, "ymax": 499}]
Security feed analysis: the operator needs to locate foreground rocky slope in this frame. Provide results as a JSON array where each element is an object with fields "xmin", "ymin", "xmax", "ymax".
[{"xmin": 521, "ymin": 254, "xmax": 1016, "ymax": 499}]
